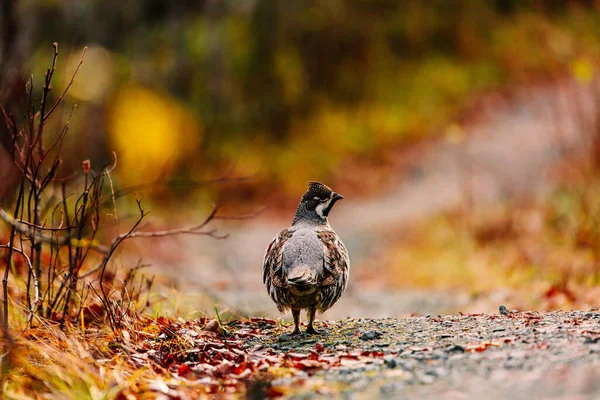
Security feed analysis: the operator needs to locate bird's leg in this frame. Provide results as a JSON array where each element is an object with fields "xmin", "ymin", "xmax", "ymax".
[
  {"xmin": 305, "ymin": 307, "xmax": 320, "ymax": 335},
  {"xmin": 291, "ymin": 309, "xmax": 302, "ymax": 335}
]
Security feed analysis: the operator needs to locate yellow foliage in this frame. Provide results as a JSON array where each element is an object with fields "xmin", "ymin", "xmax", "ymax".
[
  {"xmin": 572, "ymin": 58, "xmax": 594, "ymax": 85},
  {"xmin": 108, "ymin": 86, "xmax": 201, "ymax": 184}
]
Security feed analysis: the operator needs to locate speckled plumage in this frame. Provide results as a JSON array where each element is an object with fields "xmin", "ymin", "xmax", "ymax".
[{"xmin": 263, "ymin": 181, "xmax": 350, "ymax": 335}]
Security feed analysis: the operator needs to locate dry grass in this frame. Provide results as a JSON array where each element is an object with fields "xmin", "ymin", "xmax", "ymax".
[
  {"xmin": 383, "ymin": 180, "xmax": 600, "ymax": 311},
  {"xmin": 0, "ymin": 43, "xmax": 252, "ymax": 399}
]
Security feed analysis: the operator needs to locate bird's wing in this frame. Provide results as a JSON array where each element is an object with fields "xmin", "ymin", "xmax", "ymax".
[
  {"xmin": 262, "ymin": 229, "xmax": 292, "ymax": 288},
  {"xmin": 317, "ymin": 228, "xmax": 350, "ymax": 286}
]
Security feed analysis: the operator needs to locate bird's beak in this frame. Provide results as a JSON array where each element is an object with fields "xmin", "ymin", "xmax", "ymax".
[{"xmin": 332, "ymin": 193, "xmax": 344, "ymax": 201}]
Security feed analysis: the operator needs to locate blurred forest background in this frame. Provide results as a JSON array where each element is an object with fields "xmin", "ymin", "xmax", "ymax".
[{"xmin": 3, "ymin": 0, "xmax": 600, "ymax": 318}]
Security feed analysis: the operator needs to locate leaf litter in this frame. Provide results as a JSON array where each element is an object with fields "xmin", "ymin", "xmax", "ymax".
[{"xmin": 17, "ymin": 309, "xmax": 600, "ymax": 398}]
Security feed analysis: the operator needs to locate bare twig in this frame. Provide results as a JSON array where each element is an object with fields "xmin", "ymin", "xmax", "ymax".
[
  {"xmin": 122, "ymin": 204, "xmax": 227, "ymax": 240},
  {"xmin": 98, "ymin": 199, "xmax": 148, "ymax": 332},
  {"xmin": 0, "ymin": 208, "xmax": 111, "ymax": 254},
  {"xmin": 0, "ymin": 245, "xmax": 40, "ymax": 328},
  {"xmin": 42, "ymin": 46, "xmax": 87, "ymax": 122},
  {"xmin": 32, "ymin": 42, "xmax": 59, "ymax": 154}
]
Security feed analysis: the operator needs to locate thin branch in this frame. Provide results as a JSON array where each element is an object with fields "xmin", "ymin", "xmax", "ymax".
[
  {"xmin": 42, "ymin": 46, "xmax": 87, "ymax": 122},
  {"xmin": 32, "ymin": 42, "xmax": 59, "ymax": 154},
  {"xmin": 122, "ymin": 203, "xmax": 225, "ymax": 239},
  {"xmin": 9, "ymin": 217, "xmax": 71, "ymax": 231},
  {"xmin": 99, "ymin": 199, "xmax": 147, "ymax": 332},
  {"xmin": 0, "ymin": 207, "xmax": 111, "ymax": 254},
  {"xmin": 121, "ymin": 227, "xmax": 228, "ymax": 240},
  {"xmin": 0, "ymin": 245, "xmax": 40, "ymax": 328}
]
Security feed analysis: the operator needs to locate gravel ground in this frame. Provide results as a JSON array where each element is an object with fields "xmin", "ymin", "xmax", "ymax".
[{"xmin": 242, "ymin": 309, "xmax": 600, "ymax": 399}]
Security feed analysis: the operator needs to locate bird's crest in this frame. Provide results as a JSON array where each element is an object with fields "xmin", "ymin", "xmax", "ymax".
[{"xmin": 306, "ymin": 181, "xmax": 333, "ymax": 198}]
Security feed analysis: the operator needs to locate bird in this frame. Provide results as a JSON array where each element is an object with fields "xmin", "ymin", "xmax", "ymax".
[{"xmin": 262, "ymin": 181, "xmax": 350, "ymax": 335}]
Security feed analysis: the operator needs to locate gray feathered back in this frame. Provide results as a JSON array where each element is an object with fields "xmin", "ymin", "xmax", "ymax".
[{"xmin": 282, "ymin": 225, "xmax": 325, "ymax": 282}]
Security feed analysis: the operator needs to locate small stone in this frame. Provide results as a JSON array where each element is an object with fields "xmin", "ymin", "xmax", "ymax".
[
  {"xmin": 203, "ymin": 319, "xmax": 223, "ymax": 335},
  {"xmin": 384, "ymin": 357, "xmax": 398, "ymax": 369},
  {"xmin": 359, "ymin": 330, "xmax": 383, "ymax": 340},
  {"xmin": 499, "ymin": 305, "xmax": 509, "ymax": 315},
  {"xmin": 493, "ymin": 327, "xmax": 506, "ymax": 333},
  {"xmin": 278, "ymin": 333, "xmax": 291, "ymax": 343},
  {"xmin": 446, "ymin": 344, "xmax": 465, "ymax": 353},
  {"xmin": 585, "ymin": 312, "xmax": 594, "ymax": 319},
  {"xmin": 584, "ymin": 336, "xmax": 600, "ymax": 344}
]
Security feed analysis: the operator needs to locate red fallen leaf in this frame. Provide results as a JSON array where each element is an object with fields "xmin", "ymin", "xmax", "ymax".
[
  {"xmin": 264, "ymin": 355, "xmax": 282, "ymax": 364},
  {"xmin": 234, "ymin": 354, "xmax": 247, "ymax": 364},
  {"xmin": 308, "ymin": 352, "xmax": 319, "ymax": 361},
  {"xmin": 287, "ymin": 352, "xmax": 309, "ymax": 360},
  {"xmin": 315, "ymin": 343, "xmax": 325, "ymax": 353},
  {"xmin": 503, "ymin": 337, "xmax": 516, "ymax": 343},
  {"xmin": 466, "ymin": 341, "xmax": 501, "ymax": 352},
  {"xmin": 268, "ymin": 387, "xmax": 285, "ymax": 397},
  {"xmin": 409, "ymin": 347, "xmax": 431, "ymax": 352},
  {"xmin": 162, "ymin": 353, "xmax": 177, "ymax": 367},
  {"xmin": 82, "ymin": 303, "xmax": 104, "ymax": 325},
  {"xmin": 202, "ymin": 342, "xmax": 226, "ymax": 350},
  {"xmin": 205, "ymin": 385, "xmax": 220, "ymax": 394},
  {"xmin": 468, "ymin": 344, "xmax": 489, "ymax": 352},
  {"xmin": 214, "ymin": 360, "xmax": 235, "ymax": 377},
  {"xmin": 294, "ymin": 359, "xmax": 323, "ymax": 370},
  {"xmin": 115, "ymin": 390, "xmax": 128, "ymax": 400},
  {"xmin": 178, "ymin": 364, "xmax": 194, "ymax": 378},
  {"xmin": 360, "ymin": 351, "xmax": 384, "ymax": 357},
  {"xmin": 233, "ymin": 368, "xmax": 252, "ymax": 380},
  {"xmin": 156, "ymin": 316, "xmax": 173, "ymax": 326},
  {"xmin": 234, "ymin": 362, "xmax": 248, "ymax": 375}
]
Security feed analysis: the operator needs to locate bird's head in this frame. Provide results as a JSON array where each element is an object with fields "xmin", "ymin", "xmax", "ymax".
[{"xmin": 293, "ymin": 181, "xmax": 344, "ymax": 225}]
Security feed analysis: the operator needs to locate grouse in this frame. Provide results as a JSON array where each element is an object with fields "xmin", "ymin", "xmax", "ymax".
[{"xmin": 262, "ymin": 181, "xmax": 350, "ymax": 335}]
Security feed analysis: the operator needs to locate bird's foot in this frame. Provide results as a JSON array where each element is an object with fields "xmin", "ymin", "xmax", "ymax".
[
  {"xmin": 290, "ymin": 329, "xmax": 302, "ymax": 336},
  {"xmin": 305, "ymin": 326, "xmax": 321, "ymax": 335}
]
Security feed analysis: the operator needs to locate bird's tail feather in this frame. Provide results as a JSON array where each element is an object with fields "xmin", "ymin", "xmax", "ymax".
[{"xmin": 286, "ymin": 265, "xmax": 317, "ymax": 286}]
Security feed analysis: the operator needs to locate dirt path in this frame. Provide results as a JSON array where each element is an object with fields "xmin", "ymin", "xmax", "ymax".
[
  {"xmin": 147, "ymin": 79, "xmax": 598, "ymax": 318},
  {"xmin": 241, "ymin": 309, "xmax": 600, "ymax": 399}
]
